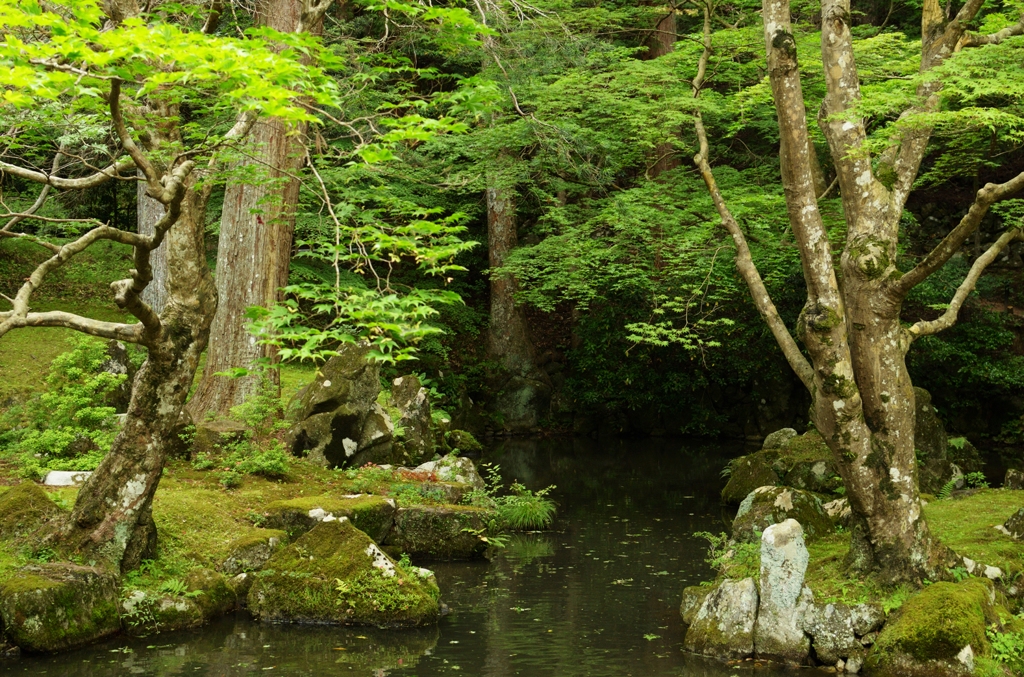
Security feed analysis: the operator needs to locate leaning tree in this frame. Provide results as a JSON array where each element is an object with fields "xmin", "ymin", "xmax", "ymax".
[
  {"xmin": 693, "ymin": 0, "xmax": 1024, "ymax": 582},
  {"xmin": 0, "ymin": 0, "xmax": 337, "ymax": 572}
]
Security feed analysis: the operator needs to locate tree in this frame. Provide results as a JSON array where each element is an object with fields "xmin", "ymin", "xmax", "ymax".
[
  {"xmin": 0, "ymin": 0, "xmax": 337, "ymax": 572},
  {"xmin": 188, "ymin": 0, "xmax": 331, "ymax": 419},
  {"xmin": 693, "ymin": 0, "xmax": 1024, "ymax": 581}
]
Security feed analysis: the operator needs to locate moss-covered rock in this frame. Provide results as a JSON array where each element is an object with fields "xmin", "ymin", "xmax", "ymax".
[
  {"xmin": 721, "ymin": 450, "xmax": 781, "ymax": 505},
  {"xmin": 914, "ymin": 387, "xmax": 955, "ymax": 496},
  {"xmin": 263, "ymin": 494, "xmax": 396, "ymax": 541},
  {"xmin": 1004, "ymin": 507, "xmax": 1024, "ymax": 540},
  {"xmin": 0, "ymin": 482, "xmax": 62, "ymax": 539},
  {"xmin": 867, "ymin": 578, "xmax": 999, "ymax": 677},
  {"xmin": 415, "ymin": 454, "xmax": 485, "ymax": 492},
  {"xmin": 682, "ymin": 577, "xmax": 758, "ymax": 659},
  {"xmin": 220, "ymin": 528, "xmax": 288, "ymax": 575},
  {"xmin": 731, "ymin": 486, "xmax": 833, "ymax": 543},
  {"xmin": 248, "ymin": 520, "xmax": 440, "ymax": 627},
  {"xmin": 680, "ymin": 585, "xmax": 712, "ymax": 626},
  {"xmin": 444, "ymin": 430, "xmax": 482, "ymax": 454},
  {"xmin": 383, "ymin": 505, "xmax": 495, "ymax": 560},
  {"xmin": 0, "ymin": 563, "xmax": 118, "ymax": 652},
  {"xmin": 120, "ymin": 568, "xmax": 237, "ymax": 636}
]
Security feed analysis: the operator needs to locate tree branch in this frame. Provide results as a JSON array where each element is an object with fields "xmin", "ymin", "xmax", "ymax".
[
  {"xmin": 907, "ymin": 227, "xmax": 1024, "ymax": 343},
  {"xmin": 895, "ymin": 170, "xmax": 1024, "ymax": 295},
  {"xmin": 0, "ymin": 157, "xmax": 135, "ymax": 190},
  {"xmin": 109, "ymin": 79, "xmax": 161, "ymax": 192},
  {"xmin": 0, "ymin": 310, "xmax": 144, "ymax": 343},
  {"xmin": 2, "ymin": 147, "xmax": 64, "ymax": 232},
  {"xmin": 961, "ymin": 15, "xmax": 1024, "ymax": 48}
]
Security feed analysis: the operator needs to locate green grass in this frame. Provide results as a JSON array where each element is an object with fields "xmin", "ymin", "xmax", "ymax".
[{"xmin": 925, "ymin": 489, "xmax": 1024, "ymax": 578}]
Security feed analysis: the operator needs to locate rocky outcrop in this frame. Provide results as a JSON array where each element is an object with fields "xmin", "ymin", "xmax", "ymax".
[
  {"xmin": 763, "ymin": 428, "xmax": 797, "ymax": 449},
  {"xmin": 263, "ymin": 494, "xmax": 397, "ymax": 542},
  {"xmin": 248, "ymin": 520, "xmax": 440, "ymax": 626},
  {"xmin": 1005, "ymin": 469, "xmax": 1024, "ymax": 490},
  {"xmin": 415, "ymin": 455, "xmax": 486, "ymax": 493},
  {"xmin": 866, "ymin": 579, "xmax": 1000, "ymax": 677},
  {"xmin": 804, "ymin": 602, "xmax": 884, "ymax": 668},
  {"xmin": 120, "ymin": 568, "xmax": 237, "ymax": 636},
  {"xmin": 0, "ymin": 563, "xmax": 119, "ymax": 652},
  {"xmin": 682, "ymin": 578, "xmax": 759, "ymax": 659},
  {"xmin": 722, "ymin": 430, "xmax": 842, "ymax": 505},
  {"xmin": 680, "ymin": 585, "xmax": 713, "ymax": 626},
  {"xmin": 383, "ymin": 505, "xmax": 496, "ymax": 560},
  {"xmin": 732, "ymin": 487, "xmax": 833, "ymax": 543},
  {"xmin": 1004, "ymin": 507, "xmax": 1024, "ymax": 540},
  {"xmin": 391, "ymin": 375, "xmax": 435, "ymax": 465},
  {"xmin": 285, "ymin": 344, "xmax": 395, "ymax": 468},
  {"xmin": 99, "ymin": 339, "xmax": 135, "ymax": 413},
  {"xmin": 914, "ymin": 388, "xmax": 956, "ymax": 496},
  {"xmin": 721, "ymin": 451, "xmax": 782, "ymax": 505},
  {"xmin": 754, "ymin": 519, "xmax": 812, "ymax": 664},
  {"xmin": 220, "ymin": 529, "xmax": 288, "ymax": 575}
]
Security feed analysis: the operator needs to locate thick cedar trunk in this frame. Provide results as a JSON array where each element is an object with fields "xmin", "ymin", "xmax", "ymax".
[
  {"xmin": 643, "ymin": 5, "xmax": 679, "ymax": 179},
  {"xmin": 137, "ymin": 175, "xmax": 169, "ymax": 315},
  {"xmin": 486, "ymin": 184, "xmax": 533, "ymax": 375},
  {"xmin": 188, "ymin": 0, "xmax": 323, "ymax": 419}
]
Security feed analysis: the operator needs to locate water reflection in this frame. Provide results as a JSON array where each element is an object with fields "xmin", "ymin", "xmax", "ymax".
[{"xmin": 2, "ymin": 436, "xmax": 822, "ymax": 677}]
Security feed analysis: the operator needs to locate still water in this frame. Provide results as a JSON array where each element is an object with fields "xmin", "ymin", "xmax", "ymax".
[{"xmin": 1, "ymin": 437, "xmax": 811, "ymax": 677}]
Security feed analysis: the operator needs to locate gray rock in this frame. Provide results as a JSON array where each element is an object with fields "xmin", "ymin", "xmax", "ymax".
[
  {"xmin": 754, "ymin": 519, "xmax": 812, "ymax": 664},
  {"xmin": 1005, "ymin": 469, "xmax": 1024, "ymax": 490},
  {"xmin": 383, "ymin": 505, "xmax": 495, "ymax": 560},
  {"xmin": 1005, "ymin": 509, "xmax": 1024, "ymax": 540},
  {"xmin": 683, "ymin": 578, "xmax": 759, "ymax": 659},
  {"xmin": 494, "ymin": 375, "xmax": 551, "ymax": 432},
  {"xmin": 763, "ymin": 428, "xmax": 798, "ymax": 450},
  {"xmin": 43, "ymin": 470, "xmax": 92, "ymax": 486},
  {"xmin": 99, "ymin": 340, "xmax": 135, "ymax": 413},
  {"xmin": 733, "ymin": 486, "xmax": 834, "ymax": 543},
  {"xmin": 850, "ymin": 603, "xmax": 885, "ymax": 636},
  {"xmin": 721, "ymin": 450, "xmax": 782, "ymax": 505},
  {"xmin": 415, "ymin": 455, "xmax": 486, "ymax": 493},
  {"xmin": 285, "ymin": 344, "xmax": 397, "ymax": 468},
  {"xmin": 914, "ymin": 387, "xmax": 954, "ymax": 495},
  {"xmin": 804, "ymin": 603, "xmax": 866, "ymax": 665},
  {"xmin": 391, "ymin": 376, "xmax": 435, "ymax": 465},
  {"xmin": 680, "ymin": 585, "xmax": 713, "ymax": 626},
  {"xmin": 220, "ymin": 529, "xmax": 288, "ymax": 575},
  {"xmin": 823, "ymin": 498, "xmax": 851, "ymax": 528}
]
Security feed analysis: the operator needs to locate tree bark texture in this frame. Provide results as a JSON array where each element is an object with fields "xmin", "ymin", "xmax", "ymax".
[
  {"xmin": 137, "ymin": 174, "xmax": 169, "ymax": 315},
  {"xmin": 188, "ymin": 0, "xmax": 325, "ymax": 420},
  {"xmin": 643, "ymin": 4, "xmax": 679, "ymax": 179},
  {"xmin": 486, "ymin": 183, "xmax": 534, "ymax": 375}
]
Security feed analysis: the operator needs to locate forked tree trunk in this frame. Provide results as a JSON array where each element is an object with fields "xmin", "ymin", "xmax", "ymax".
[{"xmin": 188, "ymin": 0, "xmax": 326, "ymax": 420}]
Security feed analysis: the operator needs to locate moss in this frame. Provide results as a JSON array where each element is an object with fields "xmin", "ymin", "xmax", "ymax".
[
  {"xmin": 264, "ymin": 494, "xmax": 396, "ymax": 542},
  {"xmin": 445, "ymin": 430, "xmax": 482, "ymax": 454},
  {"xmin": 877, "ymin": 165, "xmax": 898, "ymax": 191},
  {"xmin": 226, "ymin": 527, "xmax": 288, "ymax": 553},
  {"xmin": 0, "ymin": 482, "xmax": 62, "ymax": 539},
  {"xmin": 721, "ymin": 450, "xmax": 781, "ymax": 505},
  {"xmin": 868, "ymin": 579, "xmax": 996, "ymax": 667},
  {"xmin": 821, "ymin": 373, "xmax": 857, "ymax": 399},
  {"xmin": 386, "ymin": 505, "xmax": 495, "ymax": 560},
  {"xmin": 248, "ymin": 520, "xmax": 439, "ymax": 627},
  {"xmin": 925, "ymin": 489, "xmax": 1024, "ymax": 579}
]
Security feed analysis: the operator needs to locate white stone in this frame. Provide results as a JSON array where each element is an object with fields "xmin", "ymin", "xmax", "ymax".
[
  {"xmin": 956, "ymin": 644, "xmax": 974, "ymax": 671},
  {"xmin": 343, "ymin": 438, "xmax": 357, "ymax": 457},
  {"xmin": 308, "ymin": 508, "xmax": 326, "ymax": 519},
  {"xmin": 322, "ymin": 515, "xmax": 337, "ymax": 523},
  {"xmin": 364, "ymin": 543, "xmax": 396, "ymax": 577},
  {"xmin": 755, "ymin": 519, "xmax": 812, "ymax": 662},
  {"xmin": 984, "ymin": 565, "xmax": 1002, "ymax": 580},
  {"xmin": 846, "ymin": 656, "xmax": 862, "ymax": 673},
  {"xmin": 43, "ymin": 470, "xmax": 93, "ymax": 486}
]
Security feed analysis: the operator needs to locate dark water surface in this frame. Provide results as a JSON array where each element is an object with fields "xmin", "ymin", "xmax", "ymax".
[{"xmin": 1, "ymin": 437, "xmax": 812, "ymax": 677}]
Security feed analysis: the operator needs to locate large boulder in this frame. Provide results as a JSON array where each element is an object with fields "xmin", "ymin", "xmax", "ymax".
[
  {"xmin": 285, "ymin": 344, "xmax": 395, "ymax": 468},
  {"xmin": 248, "ymin": 520, "xmax": 441, "ymax": 626},
  {"xmin": 0, "ymin": 563, "xmax": 119, "ymax": 652},
  {"xmin": 731, "ymin": 486, "xmax": 833, "ymax": 543},
  {"xmin": 866, "ymin": 578, "xmax": 999, "ymax": 677},
  {"xmin": 1004, "ymin": 507, "xmax": 1024, "ymax": 540},
  {"xmin": 803, "ymin": 602, "xmax": 884, "ymax": 666},
  {"xmin": 754, "ymin": 519, "xmax": 813, "ymax": 664},
  {"xmin": 262, "ymin": 494, "xmax": 397, "ymax": 542},
  {"xmin": 493, "ymin": 375, "xmax": 551, "ymax": 433},
  {"xmin": 914, "ymin": 387, "xmax": 955, "ymax": 495},
  {"xmin": 680, "ymin": 585, "xmax": 713, "ymax": 626},
  {"xmin": 414, "ymin": 455, "xmax": 486, "ymax": 493},
  {"xmin": 220, "ymin": 528, "xmax": 288, "ymax": 575},
  {"xmin": 682, "ymin": 578, "xmax": 759, "ymax": 659},
  {"xmin": 0, "ymin": 482, "xmax": 62, "ymax": 539},
  {"xmin": 382, "ymin": 505, "xmax": 496, "ymax": 560},
  {"xmin": 1005, "ymin": 469, "xmax": 1024, "ymax": 491},
  {"xmin": 390, "ymin": 376, "xmax": 435, "ymax": 466},
  {"xmin": 721, "ymin": 450, "xmax": 782, "ymax": 505}
]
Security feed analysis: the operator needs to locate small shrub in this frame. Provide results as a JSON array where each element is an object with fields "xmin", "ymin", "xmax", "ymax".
[{"xmin": 494, "ymin": 482, "xmax": 557, "ymax": 530}]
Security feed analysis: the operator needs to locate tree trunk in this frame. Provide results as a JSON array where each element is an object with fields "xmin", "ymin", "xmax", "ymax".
[
  {"xmin": 187, "ymin": 0, "xmax": 323, "ymax": 420},
  {"xmin": 643, "ymin": 5, "xmax": 679, "ymax": 179},
  {"xmin": 486, "ymin": 183, "xmax": 534, "ymax": 375},
  {"xmin": 137, "ymin": 174, "xmax": 169, "ymax": 315}
]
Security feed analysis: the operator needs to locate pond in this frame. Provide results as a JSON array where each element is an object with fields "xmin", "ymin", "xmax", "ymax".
[{"xmin": 0, "ymin": 437, "xmax": 815, "ymax": 677}]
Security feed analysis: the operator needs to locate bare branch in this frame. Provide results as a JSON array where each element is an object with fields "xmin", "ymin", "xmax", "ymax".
[
  {"xmin": 0, "ymin": 229, "xmax": 62, "ymax": 253},
  {"xmin": 907, "ymin": 227, "xmax": 1024, "ymax": 343},
  {"xmin": 961, "ymin": 15, "xmax": 1024, "ymax": 48},
  {"xmin": 895, "ymin": 170, "xmax": 1024, "ymax": 295},
  {"xmin": 2, "ymin": 147, "xmax": 64, "ymax": 232},
  {"xmin": 0, "ymin": 310, "xmax": 144, "ymax": 343},
  {"xmin": 110, "ymin": 79, "xmax": 161, "ymax": 191},
  {"xmin": 0, "ymin": 157, "xmax": 135, "ymax": 190}
]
